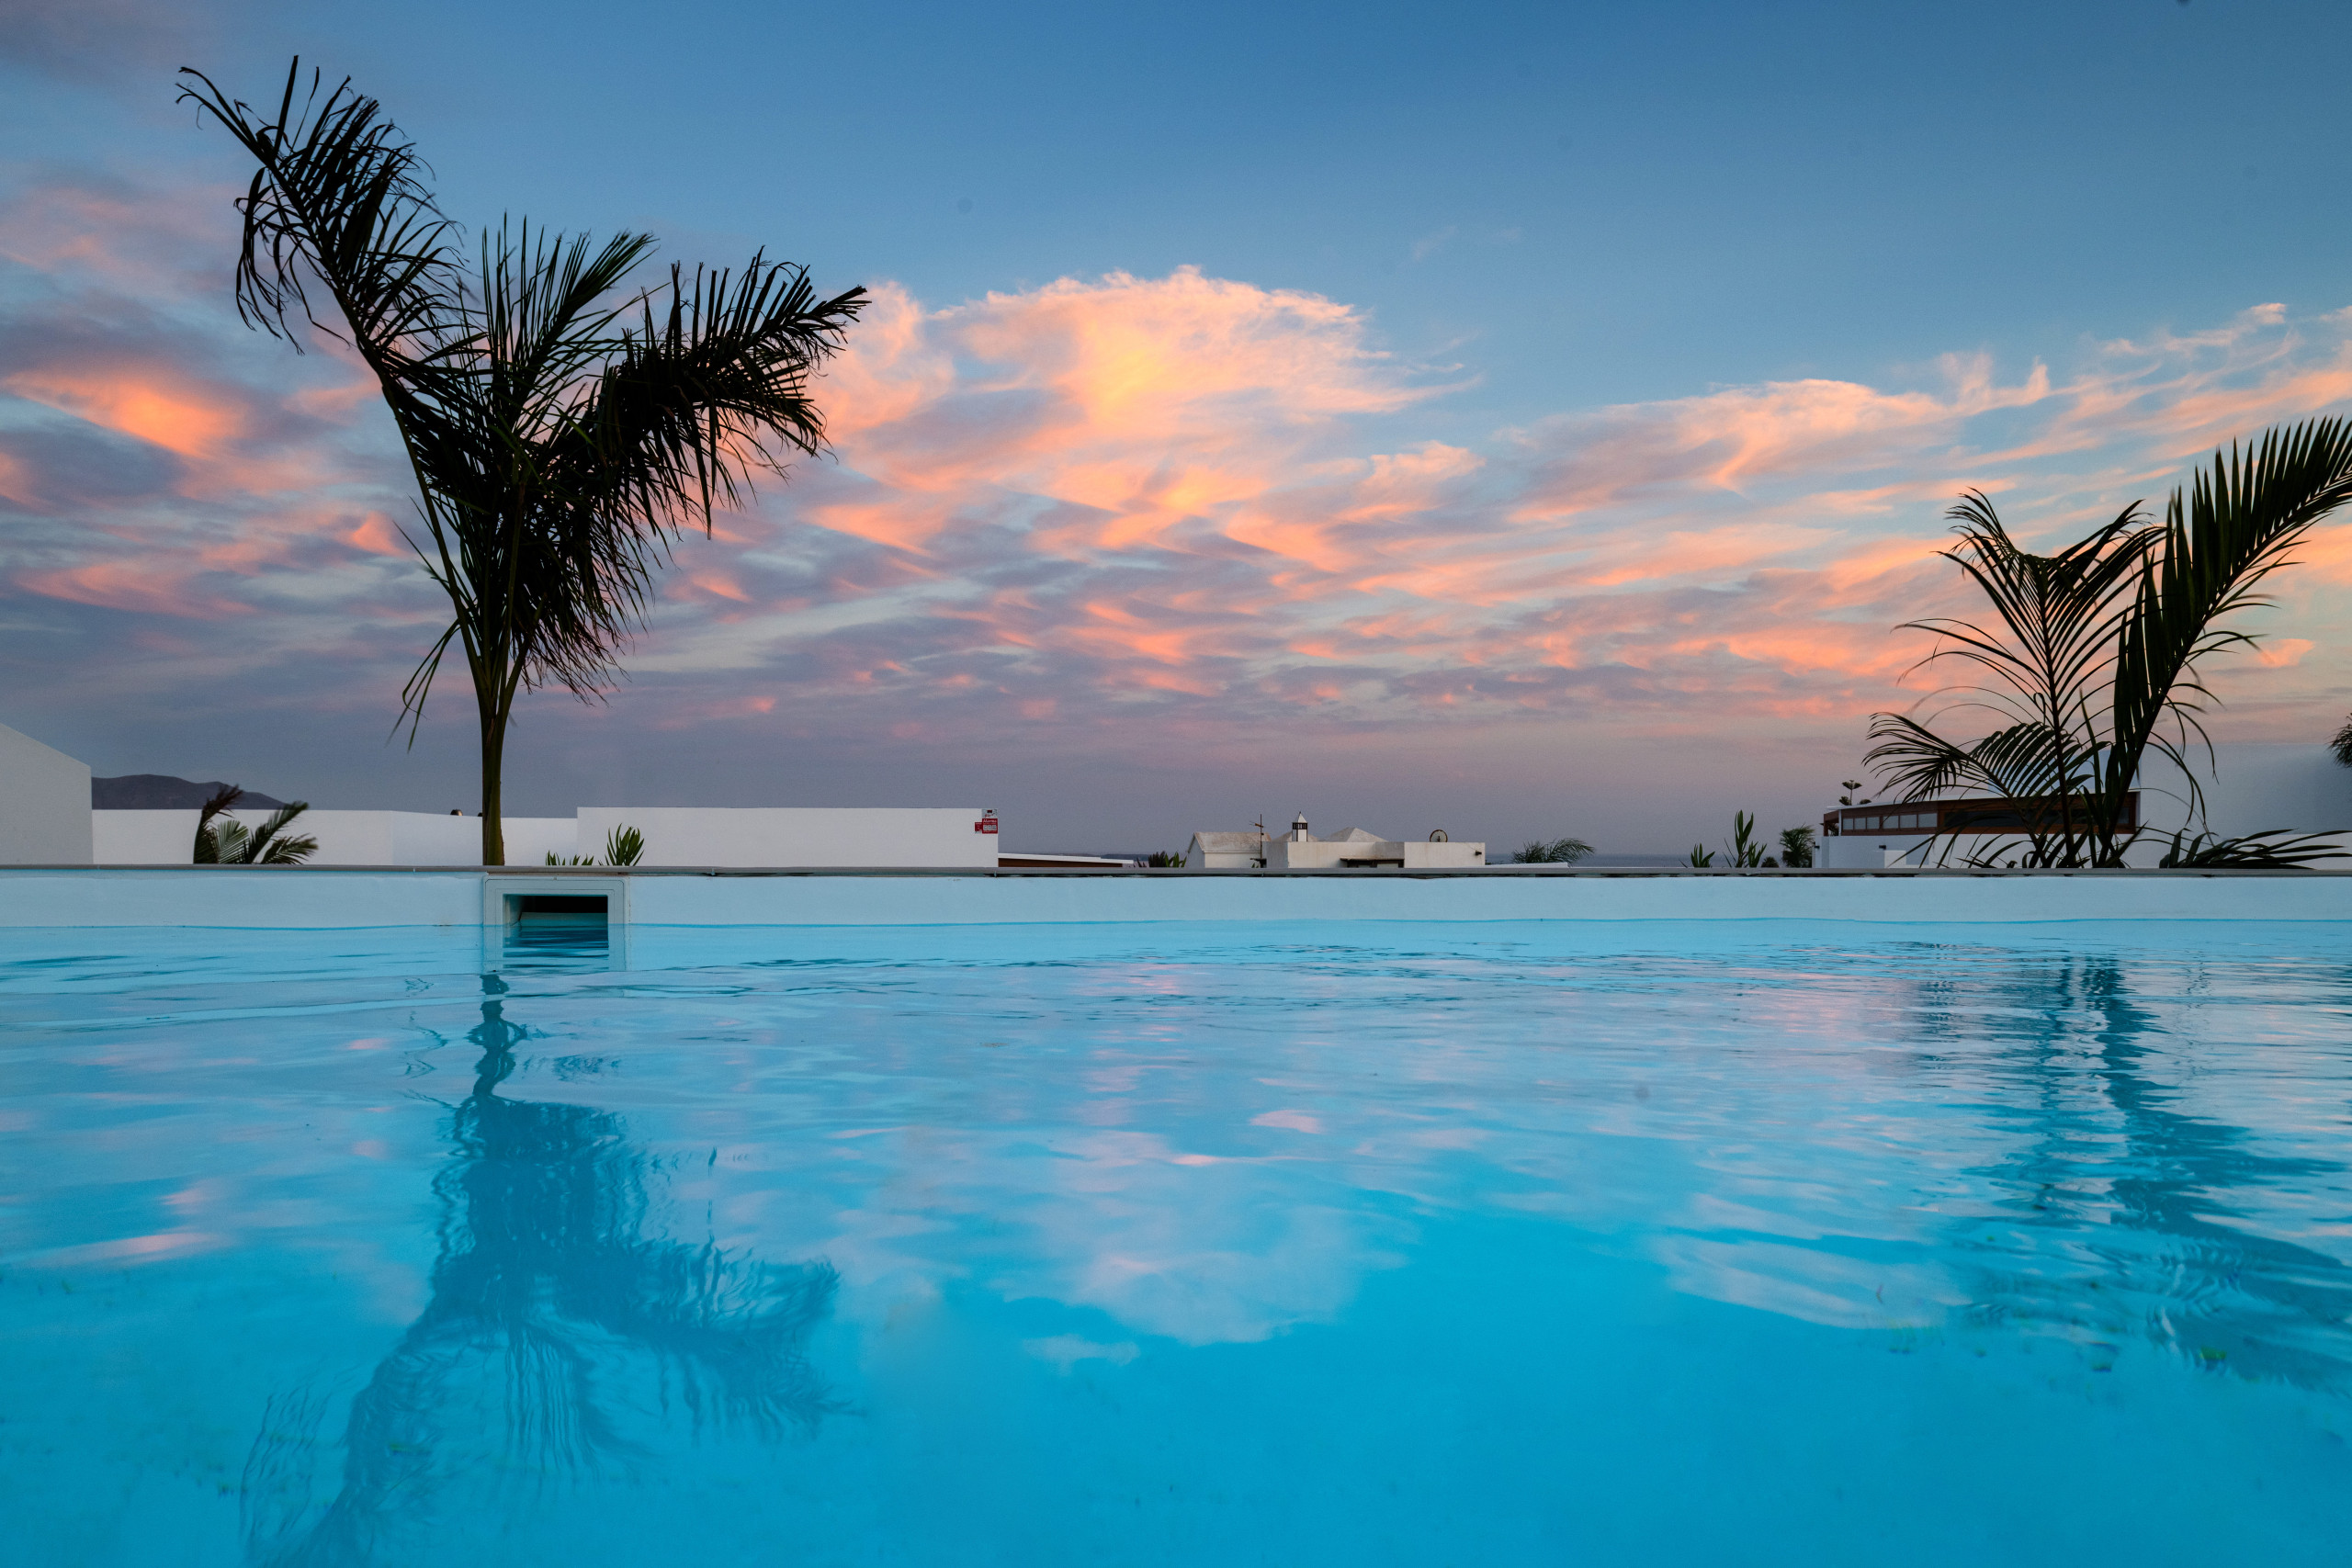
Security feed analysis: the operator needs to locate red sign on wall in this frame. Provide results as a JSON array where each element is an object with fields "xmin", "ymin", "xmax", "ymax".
[{"xmin": 975, "ymin": 815, "xmax": 999, "ymax": 834}]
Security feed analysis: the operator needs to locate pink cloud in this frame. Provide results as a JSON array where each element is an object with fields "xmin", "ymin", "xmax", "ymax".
[
  {"xmin": 345, "ymin": 512, "xmax": 408, "ymax": 557},
  {"xmin": 627, "ymin": 275, "xmax": 2346, "ymax": 740},
  {"xmin": 18, "ymin": 559, "xmax": 252, "ymax": 618},
  {"xmin": 7, "ymin": 166, "xmax": 2351, "ymax": 762}
]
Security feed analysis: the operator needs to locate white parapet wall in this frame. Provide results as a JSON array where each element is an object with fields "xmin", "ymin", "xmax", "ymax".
[
  {"xmin": 3, "ymin": 865, "xmax": 2351, "ymax": 928},
  {"xmin": 0, "ymin": 722, "xmax": 93, "ymax": 864},
  {"xmin": 91, "ymin": 809, "xmax": 577, "ymax": 866},
  {"xmin": 93, "ymin": 810, "xmax": 198, "ymax": 864},
  {"xmin": 87, "ymin": 807, "xmax": 1003, "ymax": 868},
  {"xmin": 574, "ymin": 807, "xmax": 995, "ymax": 868},
  {"xmin": 503, "ymin": 817, "xmax": 580, "ymax": 864}
]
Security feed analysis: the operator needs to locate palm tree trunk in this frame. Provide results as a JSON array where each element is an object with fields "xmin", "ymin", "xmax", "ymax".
[{"xmin": 478, "ymin": 686, "xmax": 507, "ymax": 866}]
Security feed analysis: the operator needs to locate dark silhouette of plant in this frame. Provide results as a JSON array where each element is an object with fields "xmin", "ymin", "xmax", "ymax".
[
  {"xmin": 1515, "ymin": 836, "xmax": 1594, "ymax": 864},
  {"xmin": 1145, "ymin": 850, "xmax": 1185, "ymax": 867},
  {"xmin": 179, "ymin": 62, "xmax": 865, "ymax": 864},
  {"xmin": 1686, "ymin": 843, "xmax": 1715, "ymax": 867},
  {"xmin": 1864, "ymin": 492, "xmax": 2154, "ymax": 867},
  {"xmin": 543, "ymin": 822, "xmax": 644, "ymax": 867},
  {"xmin": 1777, "ymin": 826, "xmax": 1815, "ymax": 868},
  {"xmin": 241, "ymin": 974, "xmax": 838, "ymax": 1564},
  {"xmin": 2332, "ymin": 718, "xmax": 2352, "ymax": 768},
  {"xmin": 1867, "ymin": 421, "xmax": 2352, "ymax": 866},
  {"xmin": 1722, "ymin": 810, "xmax": 1768, "ymax": 867},
  {"xmin": 193, "ymin": 783, "xmax": 318, "ymax": 864},
  {"xmin": 2155, "ymin": 828, "xmax": 2339, "ymax": 869}
]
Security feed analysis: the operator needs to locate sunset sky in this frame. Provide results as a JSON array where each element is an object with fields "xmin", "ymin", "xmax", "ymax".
[{"xmin": 5, "ymin": 0, "xmax": 2351, "ymax": 852}]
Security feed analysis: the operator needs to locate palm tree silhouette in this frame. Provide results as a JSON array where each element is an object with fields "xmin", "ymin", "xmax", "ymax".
[{"xmin": 242, "ymin": 973, "xmax": 839, "ymax": 1564}]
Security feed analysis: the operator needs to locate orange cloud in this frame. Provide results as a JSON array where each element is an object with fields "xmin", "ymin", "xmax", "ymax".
[
  {"xmin": 345, "ymin": 512, "xmax": 408, "ymax": 557},
  {"xmin": 6, "ymin": 367, "xmax": 243, "ymax": 457}
]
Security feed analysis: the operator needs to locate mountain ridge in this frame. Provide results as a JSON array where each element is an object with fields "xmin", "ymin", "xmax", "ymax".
[{"xmin": 92, "ymin": 775, "xmax": 289, "ymax": 810}]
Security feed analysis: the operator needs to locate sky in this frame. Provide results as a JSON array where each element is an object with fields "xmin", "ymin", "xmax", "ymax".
[{"xmin": 3, "ymin": 0, "xmax": 2351, "ymax": 854}]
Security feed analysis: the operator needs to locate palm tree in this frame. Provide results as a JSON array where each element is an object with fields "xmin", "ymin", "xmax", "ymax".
[
  {"xmin": 1867, "ymin": 420, "xmax": 2352, "ymax": 866},
  {"xmin": 193, "ymin": 783, "xmax": 318, "ymax": 864},
  {"xmin": 178, "ymin": 62, "xmax": 865, "ymax": 863},
  {"xmin": 1864, "ymin": 492, "xmax": 2154, "ymax": 867}
]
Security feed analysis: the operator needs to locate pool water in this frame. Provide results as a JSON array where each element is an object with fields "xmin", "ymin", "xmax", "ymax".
[{"xmin": 2, "ymin": 919, "xmax": 2348, "ymax": 1566}]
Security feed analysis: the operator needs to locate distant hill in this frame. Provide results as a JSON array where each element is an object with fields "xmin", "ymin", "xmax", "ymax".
[{"xmin": 92, "ymin": 775, "xmax": 288, "ymax": 809}]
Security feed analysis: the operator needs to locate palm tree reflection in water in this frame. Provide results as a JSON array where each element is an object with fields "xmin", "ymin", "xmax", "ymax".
[
  {"xmin": 1929, "ymin": 953, "xmax": 2352, "ymax": 1386},
  {"xmin": 243, "ymin": 973, "xmax": 839, "ymax": 1565}
]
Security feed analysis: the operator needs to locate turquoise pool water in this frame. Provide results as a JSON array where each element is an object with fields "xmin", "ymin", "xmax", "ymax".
[{"xmin": 2, "ymin": 920, "xmax": 2348, "ymax": 1565}]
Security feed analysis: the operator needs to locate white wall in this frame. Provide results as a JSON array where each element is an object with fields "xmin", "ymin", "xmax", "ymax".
[
  {"xmin": 92, "ymin": 809, "xmax": 577, "ymax": 866},
  {"xmin": 574, "ymin": 807, "xmax": 995, "ymax": 867},
  {"xmin": 0, "ymin": 722, "xmax": 92, "ymax": 864},
  {"xmin": 271, "ymin": 810, "xmax": 578, "ymax": 865},
  {"xmin": 94, "ymin": 810, "xmax": 198, "ymax": 864},
  {"xmin": 502, "ymin": 817, "xmax": 578, "ymax": 864},
  {"xmin": 2139, "ymin": 742, "xmax": 2352, "ymax": 838}
]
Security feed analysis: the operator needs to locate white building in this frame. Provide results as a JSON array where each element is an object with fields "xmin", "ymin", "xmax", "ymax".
[{"xmin": 1186, "ymin": 815, "xmax": 1486, "ymax": 870}]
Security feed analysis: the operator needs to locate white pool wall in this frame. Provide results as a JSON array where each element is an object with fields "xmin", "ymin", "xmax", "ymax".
[{"xmin": 2, "ymin": 866, "xmax": 2349, "ymax": 928}]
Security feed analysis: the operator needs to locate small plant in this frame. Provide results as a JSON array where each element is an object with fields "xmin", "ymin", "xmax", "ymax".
[
  {"xmin": 1687, "ymin": 844, "xmax": 1716, "ymax": 867},
  {"xmin": 1778, "ymin": 826, "xmax": 1816, "ymax": 868},
  {"xmin": 1516, "ymin": 836, "xmax": 1595, "ymax": 864},
  {"xmin": 543, "ymin": 822, "xmax": 645, "ymax": 867},
  {"xmin": 1723, "ymin": 810, "xmax": 1768, "ymax": 867},
  {"xmin": 1838, "ymin": 779, "xmax": 1871, "ymax": 807},
  {"xmin": 1145, "ymin": 850, "xmax": 1185, "ymax": 867},
  {"xmin": 193, "ymin": 784, "xmax": 317, "ymax": 864}
]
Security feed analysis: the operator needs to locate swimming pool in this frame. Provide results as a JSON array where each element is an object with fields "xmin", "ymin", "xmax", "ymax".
[{"xmin": 3, "ymin": 919, "xmax": 2347, "ymax": 1565}]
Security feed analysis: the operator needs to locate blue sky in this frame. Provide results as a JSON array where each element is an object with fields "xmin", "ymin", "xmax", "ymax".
[{"xmin": 3, "ymin": 0, "xmax": 2350, "ymax": 851}]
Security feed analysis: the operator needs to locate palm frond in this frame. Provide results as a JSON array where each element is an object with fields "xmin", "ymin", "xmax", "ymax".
[
  {"xmin": 2100, "ymin": 419, "xmax": 2352, "ymax": 838},
  {"xmin": 2156, "ymin": 828, "xmax": 2342, "ymax": 869},
  {"xmin": 175, "ymin": 61, "xmax": 460, "ymax": 367},
  {"xmin": 243, "ymin": 802, "xmax": 319, "ymax": 864},
  {"xmin": 192, "ymin": 782, "xmax": 244, "ymax": 863}
]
